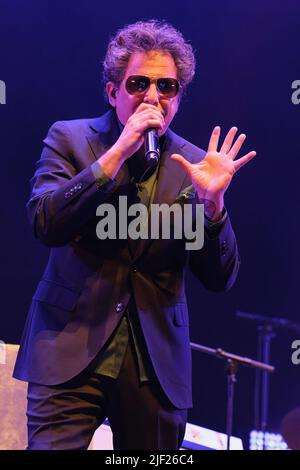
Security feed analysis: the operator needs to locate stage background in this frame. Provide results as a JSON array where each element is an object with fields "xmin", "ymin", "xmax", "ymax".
[{"xmin": 1, "ymin": 0, "xmax": 299, "ymax": 448}]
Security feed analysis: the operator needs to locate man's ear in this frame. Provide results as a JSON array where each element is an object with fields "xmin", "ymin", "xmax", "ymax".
[{"xmin": 106, "ymin": 82, "xmax": 118, "ymax": 106}]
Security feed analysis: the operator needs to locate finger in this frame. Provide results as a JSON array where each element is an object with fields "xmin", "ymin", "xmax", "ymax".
[
  {"xmin": 144, "ymin": 118, "xmax": 165, "ymax": 131},
  {"xmin": 137, "ymin": 109, "xmax": 165, "ymax": 125},
  {"xmin": 227, "ymin": 133, "xmax": 246, "ymax": 160},
  {"xmin": 220, "ymin": 127, "xmax": 238, "ymax": 154},
  {"xmin": 135, "ymin": 103, "xmax": 158, "ymax": 113},
  {"xmin": 234, "ymin": 151, "xmax": 257, "ymax": 171},
  {"xmin": 131, "ymin": 110, "xmax": 165, "ymax": 131},
  {"xmin": 135, "ymin": 103, "xmax": 165, "ymax": 117},
  {"xmin": 208, "ymin": 126, "xmax": 221, "ymax": 152},
  {"xmin": 170, "ymin": 153, "xmax": 193, "ymax": 174}
]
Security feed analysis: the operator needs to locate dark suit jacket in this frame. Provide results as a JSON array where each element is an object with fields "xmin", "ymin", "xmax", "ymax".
[{"xmin": 13, "ymin": 109, "xmax": 240, "ymax": 409}]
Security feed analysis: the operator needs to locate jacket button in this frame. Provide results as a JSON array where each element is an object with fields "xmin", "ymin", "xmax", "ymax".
[
  {"xmin": 115, "ymin": 303, "xmax": 124, "ymax": 313},
  {"xmin": 221, "ymin": 240, "xmax": 228, "ymax": 256},
  {"xmin": 132, "ymin": 266, "xmax": 138, "ymax": 273}
]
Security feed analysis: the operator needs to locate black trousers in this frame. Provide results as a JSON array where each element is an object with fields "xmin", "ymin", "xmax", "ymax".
[{"xmin": 26, "ymin": 332, "xmax": 187, "ymax": 450}]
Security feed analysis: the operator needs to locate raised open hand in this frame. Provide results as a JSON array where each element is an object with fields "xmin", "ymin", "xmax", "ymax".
[{"xmin": 171, "ymin": 126, "xmax": 256, "ymax": 220}]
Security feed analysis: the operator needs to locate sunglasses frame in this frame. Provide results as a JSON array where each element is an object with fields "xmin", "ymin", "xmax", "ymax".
[{"xmin": 125, "ymin": 75, "xmax": 181, "ymax": 99}]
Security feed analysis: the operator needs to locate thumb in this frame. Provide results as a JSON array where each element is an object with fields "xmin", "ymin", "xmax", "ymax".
[{"xmin": 171, "ymin": 153, "xmax": 192, "ymax": 174}]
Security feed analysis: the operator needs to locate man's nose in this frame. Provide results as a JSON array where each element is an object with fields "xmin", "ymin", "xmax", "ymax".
[{"xmin": 143, "ymin": 83, "xmax": 159, "ymax": 105}]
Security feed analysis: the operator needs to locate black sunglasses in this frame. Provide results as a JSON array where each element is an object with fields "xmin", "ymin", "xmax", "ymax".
[{"xmin": 125, "ymin": 75, "xmax": 180, "ymax": 99}]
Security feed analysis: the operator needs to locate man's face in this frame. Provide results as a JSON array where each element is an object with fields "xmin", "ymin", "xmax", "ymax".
[{"xmin": 106, "ymin": 50, "xmax": 180, "ymax": 134}]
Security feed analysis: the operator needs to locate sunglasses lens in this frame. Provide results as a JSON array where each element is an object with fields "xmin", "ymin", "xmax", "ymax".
[
  {"xmin": 126, "ymin": 76, "xmax": 150, "ymax": 94},
  {"xmin": 157, "ymin": 78, "xmax": 179, "ymax": 98},
  {"xmin": 125, "ymin": 76, "xmax": 180, "ymax": 98}
]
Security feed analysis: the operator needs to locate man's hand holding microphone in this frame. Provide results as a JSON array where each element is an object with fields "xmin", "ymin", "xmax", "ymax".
[{"xmin": 97, "ymin": 104, "xmax": 165, "ymax": 180}]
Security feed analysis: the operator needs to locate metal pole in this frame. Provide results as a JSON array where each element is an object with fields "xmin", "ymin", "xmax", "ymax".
[{"xmin": 226, "ymin": 359, "xmax": 238, "ymax": 450}]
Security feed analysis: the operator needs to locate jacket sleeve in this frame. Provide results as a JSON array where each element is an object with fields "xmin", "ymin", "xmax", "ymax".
[
  {"xmin": 188, "ymin": 212, "xmax": 241, "ymax": 292},
  {"xmin": 26, "ymin": 120, "xmax": 117, "ymax": 247}
]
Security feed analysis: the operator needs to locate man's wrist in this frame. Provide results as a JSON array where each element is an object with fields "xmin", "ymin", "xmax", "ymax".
[
  {"xmin": 96, "ymin": 145, "xmax": 125, "ymax": 180},
  {"xmin": 198, "ymin": 196, "xmax": 224, "ymax": 222},
  {"xmin": 205, "ymin": 208, "xmax": 223, "ymax": 223},
  {"xmin": 91, "ymin": 160, "xmax": 116, "ymax": 191},
  {"xmin": 204, "ymin": 207, "xmax": 228, "ymax": 238}
]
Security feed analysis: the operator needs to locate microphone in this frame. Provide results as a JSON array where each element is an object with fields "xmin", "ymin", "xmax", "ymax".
[{"xmin": 145, "ymin": 128, "xmax": 160, "ymax": 166}]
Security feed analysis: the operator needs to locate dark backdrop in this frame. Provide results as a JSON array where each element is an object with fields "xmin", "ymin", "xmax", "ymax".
[{"xmin": 1, "ymin": 0, "xmax": 299, "ymax": 448}]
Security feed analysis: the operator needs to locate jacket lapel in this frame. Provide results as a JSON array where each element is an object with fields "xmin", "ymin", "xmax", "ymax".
[
  {"xmin": 86, "ymin": 109, "xmax": 130, "ymax": 186},
  {"xmin": 86, "ymin": 109, "xmax": 119, "ymax": 157}
]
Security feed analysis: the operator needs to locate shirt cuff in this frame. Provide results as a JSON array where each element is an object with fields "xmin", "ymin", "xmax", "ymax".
[{"xmin": 91, "ymin": 161, "xmax": 117, "ymax": 191}]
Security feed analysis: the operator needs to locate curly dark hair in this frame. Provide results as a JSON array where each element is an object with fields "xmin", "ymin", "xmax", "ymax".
[{"xmin": 102, "ymin": 20, "xmax": 196, "ymax": 93}]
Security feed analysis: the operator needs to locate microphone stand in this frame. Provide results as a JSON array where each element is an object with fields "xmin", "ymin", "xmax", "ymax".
[
  {"xmin": 236, "ymin": 311, "xmax": 300, "ymax": 449},
  {"xmin": 190, "ymin": 342, "xmax": 274, "ymax": 450},
  {"xmin": 258, "ymin": 324, "xmax": 275, "ymax": 445}
]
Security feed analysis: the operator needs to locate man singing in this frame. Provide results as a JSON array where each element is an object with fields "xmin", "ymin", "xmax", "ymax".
[{"xmin": 14, "ymin": 20, "xmax": 256, "ymax": 450}]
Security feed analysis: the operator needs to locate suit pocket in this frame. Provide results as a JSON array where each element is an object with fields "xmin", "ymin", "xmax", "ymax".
[
  {"xmin": 32, "ymin": 279, "xmax": 80, "ymax": 311},
  {"xmin": 173, "ymin": 303, "xmax": 189, "ymax": 327}
]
